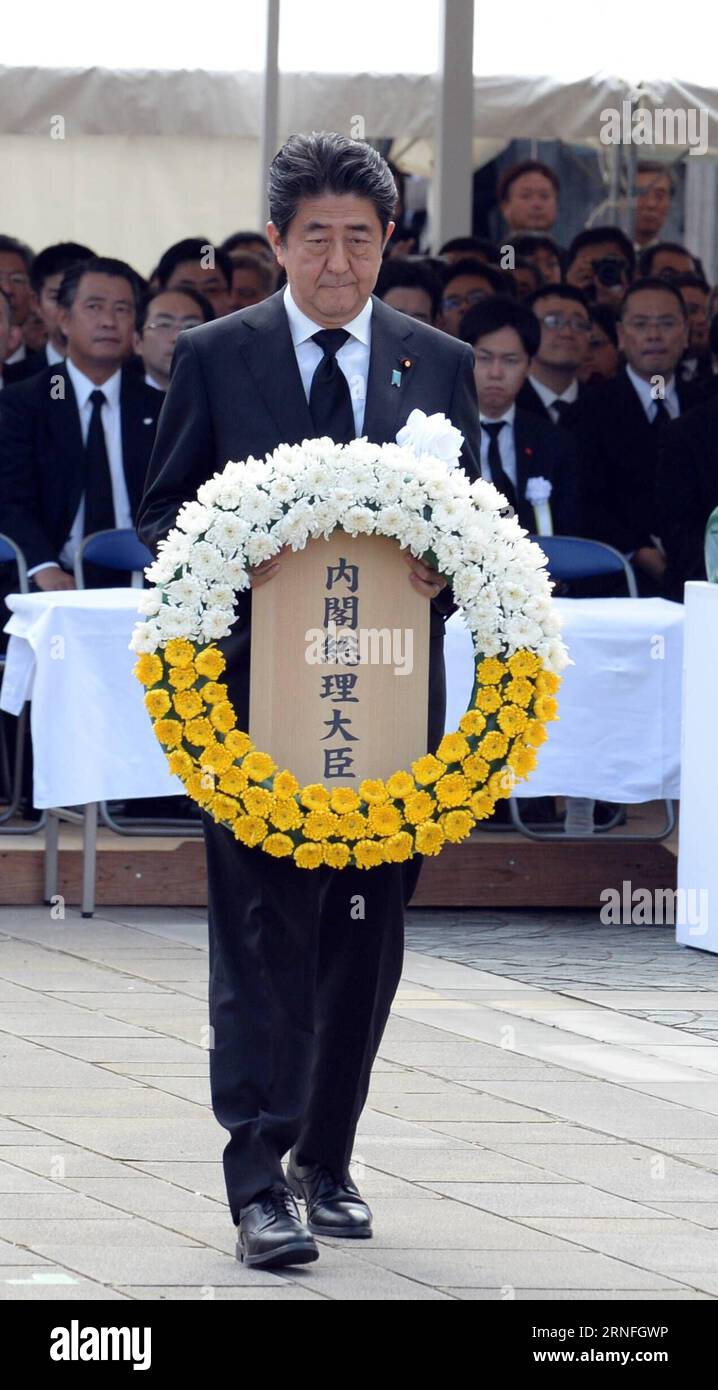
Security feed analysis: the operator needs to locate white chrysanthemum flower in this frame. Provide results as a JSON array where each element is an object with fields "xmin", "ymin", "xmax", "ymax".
[
  {"xmin": 156, "ymin": 606, "xmax": 192, "ymax": 638},
  {"xmin": 187, "ymin": 541, "xmax": 225, "ymax": 581},
  {"xmin": 176, "ymin": 501, "xmax": 212, "ymax": 536},
  {"xmin": 201, "ymin": 607, "xmax": 235, "ymax": 640},
  {"xmin": 129, "ymin": 620, "xmax": 161, "ymax": 652},
  {"xmin": 205, "ymin": 514, "xmax": 251, "ymax": 554},
  {"xmin": 342, "ymin": 506, "xmax": 376, "ymax": 535},
  {"xmin": 165, "ymin": 576, "xmax": 205, "ymax": 606},
  {"xmin": 136, "ymin": 589, "xmax": 163, "ymax": 616},
  {"xmin": 244, "ymin": 532, "xmax": 278, "ymax": 566}
]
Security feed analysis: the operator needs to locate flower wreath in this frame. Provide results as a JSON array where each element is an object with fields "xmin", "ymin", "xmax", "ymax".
[{"xmin": 131, "ymin": 411, "xmax": 569, "ymax": 869}]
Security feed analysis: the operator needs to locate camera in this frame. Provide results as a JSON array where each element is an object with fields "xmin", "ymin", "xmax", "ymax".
[{"xmin": 592, "ymin": 256, "xmax": 629, "ymax": 288}]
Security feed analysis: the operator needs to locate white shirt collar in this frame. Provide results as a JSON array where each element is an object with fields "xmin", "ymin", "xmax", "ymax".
[
  {"xmin": 66, "ymin": 356, "xmax": 122, "ymax": 411},
  {"xmin": 283, "ymin": 282, "xmax": 372, "ymax": 347},
  {"xmin": 626, "ymin": 361, "xmax": 678, "ymax": 414},
  {"xmin": 144, "ymin": 372, "xmax": 166, "ymax": 392},
  {"xmin": 479, "ymin": 403, "xmax": 516, "ymax": 428},
  {"xmin": 46, "ymin": 341, "xmax": 65, "ymax": 365},
  {"xmin": 529, "ymin": 374, "xmax": 578, "ymax": 408}
]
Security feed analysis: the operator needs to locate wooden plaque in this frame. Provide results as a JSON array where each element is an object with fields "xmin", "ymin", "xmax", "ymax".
[{"xmin": 249, "ymin": 533, "xmax": 430, "ymax": 787}]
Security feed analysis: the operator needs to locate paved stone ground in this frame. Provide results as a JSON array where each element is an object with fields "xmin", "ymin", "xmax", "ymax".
[{"xmin": 1, "ymin": 903, "xmax": 718, "ymax": 1301}]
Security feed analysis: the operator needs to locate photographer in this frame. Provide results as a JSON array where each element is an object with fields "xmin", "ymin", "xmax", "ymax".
[{"xmin": 564, "ymin": 226, "xmax": 635, "ymax": 306}]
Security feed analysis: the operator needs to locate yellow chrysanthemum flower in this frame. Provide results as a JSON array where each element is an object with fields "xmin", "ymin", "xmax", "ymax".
[
  {"xmin": 403, "ymin": 790, "xmax": 434, "ymax": 824},
  {"xmin": 354, "ymin": 839, "xmax": 385, "ymax": 869},
  {"xmin": 270, "ymin": 799, "xmax": 304, "ymax": 832},
  {"xmin": 459, "ymin": 710, "xmax": 486, "ymax": 736},
  {"xmin": 218, "ymin": 767, "xmax": 249, "ymax": 795},
  {"xmin": 535, "ymin": 670, "xmax": 560, "ymax": 695},
  {"xmin": 167, "ymin": 664, "xmax": 196, "ymax": 690},
  {"xmin": 435, "ymin": 772, "xmax": 471, "ymax": 807},
  {"xmin": 359, "ymin": 779, "xmax": 389, "ymax": 805},
  {"xmin": 415, "ymin": 821, "xmax": 445, "ymax": 855},
  {"xmin": 134, "ymin": 653, "xmax": 163, "ymax": 686},
  {"xmin": 477, "ymin": 731, "xmax": 509, "ymax": 761},
  {"xmin": 469, "ymin": 789, "xmax": 496, "ymax": 819},
  {"xmin": 263, "ymin": 833, "xmax": 294, "ymax": 858},
  {"xmin": 199, "ymin": 742, "xmax": 233, "ymax": 774},
  {"xmin": 233, "ymin": 815, "xmax": 267, "ymax": 847},
  {"xmin": 173, "ymin": 689, "xmax": 203, "ymax": 720},
  {"xmin": 194, "ymin": 646, "xmax": 226, "ymax": 679},
  {"xmin": 436, "ymin": 732, "xmax": 470, "ymax": 764},
  {"xmin": 488, "ymin": 767, "xmax": 515, "ymax": 800},
  {"xmin": 164, "ymin": 638, "xmax": 195, "ymax": 668},
  {"xmin": 243, "ymin": 751, "xmax": 277, "ymax": 781},
  {"xmin": 383, "ymin": 831, "xmax": 414, "ymax": 862},
  {"xmin": 367, "ymin": 803, "xmax": 402, "ymax": 836},
  {"xmin": 385, "ymin": 770, "xmax": 415, "ymax": 800},
  {"xmin": 477, "ymin": 657, "xmax": 505, "ymax": 684},
  {"xmin": 274, "ymin": 770, "xmax": 300, "ymax": 799},
  {"xmin": 166, "ymin": 749, "xmax": 193, "ymax": 779},
  {"xmin": 243, "ymin": 786, "xmax": 274, "ymax": 817},
  {"xmin": 144, "ymin": 689, "xmax": 171, "ymax": 718},
  {"xmin": 475, "ymin": 687, "xmax": 502, "ymax": 714},
  {"xmin": 523, "ymin": 719, "xmax": 547, "ymax": 747},
  {"xmin": 505, "ymin": 676, "xmax": 534, "ymax": 708},
  {"xmin": 533, "ymin": 695, "xmax": 558, "ymax": 722},
  {"xmin": 337, "ymin": 812, "xmax": 369, "ymax": 839},
  {"xmin": 209, "ymin": 701, "xmax": 237, "ymax": 734},
  {"xmin": 440, "ymin": 809, "xmax": 474, "ymax": 842},
  {"xmin": 200, "ymin": 681, "xmax": 229, "ymax": 704},
  {"xmin": 303, "ymin": 810, "xmax": 340, "ymax": 840},
  {"xmin": 153, "ymin": 718, "xmax": 183, "ymax": 748},
  {"xmin": 322, "ymin": 842, "xmax": 351, "ymax": 869},
  {"xmin": 508, "ymin": 742, "xmax": 538, "ymax": 777},
  {"xmin": 330, "ymin": 786, "xmax": 361, "ymax": 814},
  {"xmin": 183, "ymin": 717, "xmax": 213, "ymax": 746},
  {"xmin": 294, "ymin": 842, "xmax": 323, "ymax": 869},
  {"xmin": 210, "ymin": 792, "xmax": 240, "ymax": 822},
  {"xmin": 462, "ymin": 752, "xmax": 489, "ymax": 784},
  {"xmin": 300, "ymin": 783, "xmax": 331, "ymax": 811},
  {"xmin": 224, "ymin": 729, "xmax": 253, "ymax": 758},
  {"xmin": 411, "ymin": 754, "xmax": 444, "ymax": 785},
  {"xmin": 508, "ymin": 649, "xmax": 540, "ymax": 677},
  {"xmin": 497, "ymin": 704, "xmax": 528, "ymax": 737},
  {"xmin": 186, "ymin": 771, "xmax": 215, "ymax": 805}
]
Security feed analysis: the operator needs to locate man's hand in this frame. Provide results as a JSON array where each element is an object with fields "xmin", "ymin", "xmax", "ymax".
[
  {"xmin": 33, "ymin": 566, "xmax": 76, "ymax": 592},
  {"xmin": 634, "ymin": 545, "xmax": 667, "ymax": 582},
  {"xmin": 248, "ymin": 546, "xmax": 288, "ymax": 587},
  {"xmin": 402, "ymin": 548, "xmax": 448, "ymax": 599}
]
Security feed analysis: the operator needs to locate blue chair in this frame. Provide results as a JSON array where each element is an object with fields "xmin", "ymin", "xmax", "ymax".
[
  {"xmin": 528, "ymin": 534, "xmax": 638, "ymax": 597},
  {"xmin": 0, "ymin": 533, "xmax": 44, "ymax": 832},
  {"xmin": 74, "ymin": 528, "xmax": 154, "ymax": 589}
]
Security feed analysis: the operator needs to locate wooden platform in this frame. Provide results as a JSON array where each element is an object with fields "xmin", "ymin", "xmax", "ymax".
[{"xmin": 0, "ymin": 803, "xmax": 677, "ymax": 910}]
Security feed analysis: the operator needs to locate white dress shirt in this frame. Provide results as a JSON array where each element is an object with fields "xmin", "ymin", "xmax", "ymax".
[
  {"xmin": 528, "ymin": 373, "xmax": 578, "ymax": 424},
  {"xmin": 46, "ymin": 341, "xmax": 65, "ymax": 366},
  {"xmin": 479, "ymin": 404, "xmax": 517, "ymax": 489},
  {"xmin": 283, "ymin": 282, "xmax": 372, "ymax": 437},
  {"xmin": 144, "ymin": 371, "xmax": 166, "ymax": 393},
  {"xmin": 29, "ymin": 359, "xmax": 132, "ymax": 577},
  {"xmin": 625, "ymin": 362, "xmax": 680, "ymax": 422}
]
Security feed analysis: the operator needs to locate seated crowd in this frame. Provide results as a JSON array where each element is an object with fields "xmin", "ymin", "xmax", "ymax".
[{"xmin": 1, "ymin": 155, "xmax": 717, "ymax": 618}]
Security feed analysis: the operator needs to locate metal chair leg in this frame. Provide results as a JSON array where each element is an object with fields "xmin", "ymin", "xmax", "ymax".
[
  {"xmin": 82, "ymin": 802, "xmax": 98, "ymax": 918},
  {"xmin": 508, "ymin": 796, "xmax": 676, "ymax": 843}
]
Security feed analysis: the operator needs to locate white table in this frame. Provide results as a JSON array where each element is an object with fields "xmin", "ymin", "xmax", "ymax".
[
  {"xmin": 677, "ymin": 583, "xmax": 718, "ymax": 953},
  {"xmin": 1, "ymin": 590, "xmax": 685, "ymax": 914}
]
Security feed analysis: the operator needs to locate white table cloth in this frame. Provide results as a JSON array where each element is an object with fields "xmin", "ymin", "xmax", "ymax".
[
  {"xmin": 2, "ymin": 590, "xmax": 684, "ymax": 810},
  {"xmin": 676, "ymin": 583, "xmax": 718, "ymax": 952},
  {"xmin": 445, "ymin": 598, "xmax": 683, "ymax": 801}
]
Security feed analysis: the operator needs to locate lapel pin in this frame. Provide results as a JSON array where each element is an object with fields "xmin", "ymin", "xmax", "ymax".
[{"xmin": 391, "ymin": 357, "xmax": 413, "ymax": 388}]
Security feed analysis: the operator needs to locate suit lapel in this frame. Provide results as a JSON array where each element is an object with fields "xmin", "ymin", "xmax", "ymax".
[
  {"xmin": 51, "ymin": 364, "xmax": 85, "ymax": 529},
  {"xmin": 120, "ymin": 368, "xmax": 162, "ymax": 516},
  {"xmin": 236, "ymin": 289, "xmax": 315, "ymax": 444},
  {"xmin": 362, "ymin": 295, "xmax": 419, "ymax": 444}
]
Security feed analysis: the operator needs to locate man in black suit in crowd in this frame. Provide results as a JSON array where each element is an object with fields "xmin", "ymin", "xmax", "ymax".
[
  {"xmin": 0, "ymin": 257, "xmax": 163, "ymax": 591},
  {"xmin": 4, "ymin": 241, "xmax": 95, "ymax": 385},
  {"xmin": 656, "ymin": 391, "xmax": 718, "ymax": 601},
  {"xmin": 569, "ymin": 277, "xmax": 697, "ymax": 595},
  {"xmin": 460, "ymin": 294, "xmax": 583, "ymax": 535},
  {"xmin": 516, "ymin": 284, "xmax": 591, "ymax": 424},
  {"xmin": 137, "ymin": 132, "xmax": 480, "ymax": 1269}
]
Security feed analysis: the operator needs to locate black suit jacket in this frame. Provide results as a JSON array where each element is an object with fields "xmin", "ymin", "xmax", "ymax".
[
  {"xmin": 510, "ymin": 408, "xmax": 584, "ymax": 535},
  {"xmin": 3, "ymin": 347, "xmax": 50, "ymax": 386},
  {"xmin": 0, "ymin": 361, "xmax": 164, "ymax": 571},
  {"xmin": 136, "ymin": 288, "xmax": 481, "ymax": 750},
  {"xmin": 656, "ymin": 393, "xmax": 718, "ymax": 601},
  {"xmin": 569, "ymin": 366, "xmax": 699, "ymax": 559}
]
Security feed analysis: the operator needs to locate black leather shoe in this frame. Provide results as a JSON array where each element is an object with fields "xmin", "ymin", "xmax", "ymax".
[
  {"xmin": 286, "ymin": 1157, "xmax": 373, "ymax": 1238},
  {"xmin": 235, "ymin": 1182, "xmax": 319, "ymax": 1268}
]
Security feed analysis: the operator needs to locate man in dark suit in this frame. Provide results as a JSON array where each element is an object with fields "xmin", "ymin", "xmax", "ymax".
[
  {"xmin": 656, "ymin": 392, "xmax": 718, "ymax": 601},
  {"xmin": 460, "ymin": 295, "xmax": 583, "ymax": 535},
  {"xmin": 0, "ymin": 257, "xmax": 162, "ymax": 591},
  {"xmin": 569, "ymin": 278, "xmax": 696, "ymax": 595},
  {"xmin": 3, "ymin": 241, "xmax": 96, "ymax": 386},
  {"xmin": 516, "ymin": 283, "xmax": 591, "ymax": 425},
  {"xmin": 137, "ymin": 132, "xmax": 480, "ymax": 1270}
]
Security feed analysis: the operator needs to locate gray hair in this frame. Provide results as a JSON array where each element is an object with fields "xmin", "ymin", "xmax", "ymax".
[{"xmin": 268, "ymin": 131, "xmax": 397, "ymax": 241}]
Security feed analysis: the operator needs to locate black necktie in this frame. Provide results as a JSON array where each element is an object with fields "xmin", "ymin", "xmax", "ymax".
[
  {"xmin": 651, "ymin": 399, "xmax": 670, "ymax": 429},
  {"xmin": 308, "ymin": 329, "xmax": 355, "ymax": 443},
  {"xmin": 552, "ymin": 399, "xmax": 572, "ymax": 425},
  {"xmin": 482, "ymin": 420, "xmax": 518, "ymax": 513},
  {"xmin": 83, "ymin": 388, "xmax": 116, "ymax": 536}
]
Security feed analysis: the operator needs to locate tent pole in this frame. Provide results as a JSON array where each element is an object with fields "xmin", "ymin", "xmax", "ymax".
[
  {"xmin": 258, "ymin": 0, "xmax": 280, "ymax": 228},
  {"xmin": 433, "ymin": 0, "xmax": 474, "ymax": 249}
]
